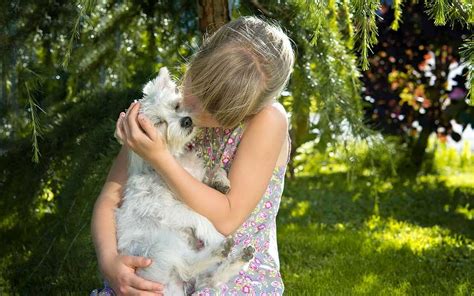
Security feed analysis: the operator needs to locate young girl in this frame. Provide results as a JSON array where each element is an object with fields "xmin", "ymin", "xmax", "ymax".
[{"xmin": 90, "ymin": 16, "xmax": 294, "ymax": 295}]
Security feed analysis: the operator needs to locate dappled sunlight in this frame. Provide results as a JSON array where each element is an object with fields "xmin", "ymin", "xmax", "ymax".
[
  {"xmin": 364, "ymin": 215, "xmax": 473, "ymax": 254},
  {"xmin": 278, "ymin": 220, "xmax": 473, "ymax": 295},
  {"xmin": 290, "ymin": 201, "xmax": 310, "ymax": 218},
  {"xmin": 441, "ymin": 173, "xmax": 474, "ymax": 189},
  {"xmin": 317, "ymin": 163, "xmax": 349, "ymax": 175},
  {"xmin": 370, "ymin": 179, "xmax": 394, "ymax": 194},
  {"xmin": 353, "ymin": 273, "xmax": 380, "ymax": 294},
  {"xmin": 0, "ymin": 212, "xmax": 18, "ymax": 230},
  {"xmin": 455, "ymin": 204, "xmax": 474, "ymax": 221},
  {"xmin": 35, "ymin": 185, "xmax": 57, "ymax": 218},
  {"xmin": 279, "ymin": 195, "xmax": 318, "ymax": 224},
  {"xmin": 417, "ymin": 173, "xmax": 474, "ymax": 191}
]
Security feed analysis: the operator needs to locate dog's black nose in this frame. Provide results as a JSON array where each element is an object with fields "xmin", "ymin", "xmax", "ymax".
[{"xmin": 180, "ymin": 116, "xmax": 193, "ymax": 128}]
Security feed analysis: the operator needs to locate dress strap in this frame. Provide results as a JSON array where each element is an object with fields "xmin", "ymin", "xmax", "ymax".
[{"xmin": 286, "ymin": 131, "xmax": 292, "ymax": 165}]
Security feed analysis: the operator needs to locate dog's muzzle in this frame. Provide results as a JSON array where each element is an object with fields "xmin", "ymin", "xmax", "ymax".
[{"xmin": 180, "ymin": 117, "xmax": 193, "ymax": 129}]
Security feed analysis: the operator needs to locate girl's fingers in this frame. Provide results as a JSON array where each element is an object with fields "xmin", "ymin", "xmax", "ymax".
[
  {"xmin": 121, "ymin": 286, "xmax": 162, "ymax": 296},
  {"xmin": 122, "ymin": 255, "xmax": 151, "ymax": 268},
  {"xmin": 137, "ymin": 114, "xmax": 155, "ymax": 141},
  {"xmin": 122, "ymin": 106, "xmax": 133, "ymax": 140},
  {"xmin": 123, "ymin": 102, "xmax": 138, "ymax": 141},
  {"xmin": 115, "ymin": 113, "xmax": 125, "ymax": 143},
  {"xmin": 127, "ymin": 102, "xmax": 142, "ymax": 139},
  {"xmin": 129, "ymin": 274, "xmax": 164, "ymax": 293}
]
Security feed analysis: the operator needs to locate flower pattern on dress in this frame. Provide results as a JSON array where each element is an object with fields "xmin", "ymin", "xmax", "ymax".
[{"xmin": 188, "ymin": 121, "xmax": 289, "ymax": 296}]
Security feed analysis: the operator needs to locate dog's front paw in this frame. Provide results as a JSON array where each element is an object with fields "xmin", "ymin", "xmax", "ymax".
[
  {"xmin": 211, "ymin": 181, "xmax": 231, "ymax": 194},
  {"xmin": 241, "ymin": 245, "xmax": 255, "ymax": 262},
  {"xmin": 183, "ymin": 227, "xmax": 203, "ymax": 251},
  {"xmin": 208, "ymin": 167, "xmax": 231, "ymax": 194},
  {"xmin": 221, "ymin": 237, "xmax": 235, "ymax": 257}
]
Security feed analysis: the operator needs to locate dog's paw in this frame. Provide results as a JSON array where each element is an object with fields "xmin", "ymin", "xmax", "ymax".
[
  {"xmin": 221, "ymin": 237, "xmax": 235, "ymax": 257},
  {"xmin": 241, "ymin": 245, "xmax": 255, "ymax": 262},
  {"xmin": 208, "ymin": 167, "xmax": 231, "ymax": 194},
  {"xmin": 183, "ymin": 227, "xmax": 203, "ymax": 251},
  {"xmin": 211, "ymin": 181, "xmax": 231, "ymax": 194}
]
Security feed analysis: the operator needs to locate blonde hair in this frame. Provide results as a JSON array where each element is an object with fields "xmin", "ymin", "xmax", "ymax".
[{"xmin": 180, "ymin": 16, "xmax": 295, "ymax": 128}]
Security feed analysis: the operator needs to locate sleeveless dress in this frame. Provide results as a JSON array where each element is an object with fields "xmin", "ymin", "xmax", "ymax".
[
  {"xmin": 90, "ymin": 121, "xmax": 290, "ymax": 296},
  {"xmin": 186, "ymin": 121, "xmax": 290, "ymax": 295}
]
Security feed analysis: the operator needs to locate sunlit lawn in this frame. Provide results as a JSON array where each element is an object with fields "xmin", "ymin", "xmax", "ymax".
[
  {"xmin": 278, "ymin": 163, "xmax": 474, "ymax": 295},
  {"xmin": 0, "ymin": 138, "xmax": 473, "ymax": 294}
]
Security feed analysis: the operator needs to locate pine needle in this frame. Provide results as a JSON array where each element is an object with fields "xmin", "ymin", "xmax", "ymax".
[{"xmin": 26, "ymin": 82, "xmax": 45, "ymax": 163}]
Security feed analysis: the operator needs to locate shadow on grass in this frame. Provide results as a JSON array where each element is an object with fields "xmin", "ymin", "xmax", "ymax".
[
  {"xmin": 280, "ymin": 172, "xmax": 474, "ymax": 239},
  {"xmin": 278, "ymin": 172, "xmax": 474, "ymax": 294}
]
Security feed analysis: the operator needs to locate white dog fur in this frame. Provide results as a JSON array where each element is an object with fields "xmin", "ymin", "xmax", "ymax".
[{"xmin": 114, "ymin": 67, "xmax": 254, "ymax": 295}]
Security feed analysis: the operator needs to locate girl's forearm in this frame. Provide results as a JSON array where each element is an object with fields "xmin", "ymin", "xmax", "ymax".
[
  {"xmin": 91, "ymin": 197, "xmax": 119, "ymax": 273},
  {"xmin": 149, "ymin": 152, "xmax": 234, "ymax": 235}
]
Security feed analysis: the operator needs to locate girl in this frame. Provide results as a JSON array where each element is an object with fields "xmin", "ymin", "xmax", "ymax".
[{"xmin": 90, "ymin": 16, "xmax": 294, "ymax": 295}]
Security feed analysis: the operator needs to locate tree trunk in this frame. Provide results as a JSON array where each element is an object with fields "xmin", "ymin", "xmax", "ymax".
[
  {"xmin": 196, "ymin": 0, "xmax": 230, "ymax": 34},
  {"xmin": 411, "ymin": 126, "xmax": 433, "ymax": 169}
]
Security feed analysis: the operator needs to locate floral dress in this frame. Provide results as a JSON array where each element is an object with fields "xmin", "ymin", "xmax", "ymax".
[
  {"xmin": 91, "ymin": 121, "xmax": 290, "ymax": 296},
  {"xmin": 186, "ymin": 121, "xmax": 290, "ymax": 295}
]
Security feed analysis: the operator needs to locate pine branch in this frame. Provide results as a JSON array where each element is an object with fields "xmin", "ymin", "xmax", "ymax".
[
  {"xmin": 350, "ymin": 0, "xmax": 380, "ymax": 70},
  {"xmin": 64, "ymin": 3, "xmax": 140, "ymax": 75},
  {"xmin": 338, "ymin": 0, "xmax": 355, "ymax": 49},
  {"xmin": 308, "ymin": 0, "xmax": 325, "ymax": 45},
  {"xmin": 459, "ymin": 34, "xmax": 474, "ymax": 106},
  {"xmin": 63, "ymin": 0, "xmax": 96, "ymax": 68},
  {"xmin": 26, "ymin": 82, "xmax": 46, "ymax": 163},
  {"xmin": 450, "ymin": 0, "xmax": 471, "ymax": 26},
  {"xmin": 424, "ymin": 0, "xmax": 472, "ymax": 28},
  {"xmin": 424, "ymin": 0, "xmax": 448, "ymax": 25},
  {"xmin": 390, "ymin": 0, "xmax": 405, "ymax": 31}
]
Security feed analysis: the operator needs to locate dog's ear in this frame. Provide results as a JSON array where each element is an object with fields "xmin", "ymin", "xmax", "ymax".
[
  {"xmin": 142, "ymin": 67, "xmax": 174, "ymax": 97},
  {"xmin": 143, "ymin": 78, "xmax": 157, "ymax": 97},
  {"xmin": 157, "ymin": 67, "xmax": 176, "ymax": 89},
  {"xmin": 158, "ymin": 67, "xmax": 170, "ymax": 79}
]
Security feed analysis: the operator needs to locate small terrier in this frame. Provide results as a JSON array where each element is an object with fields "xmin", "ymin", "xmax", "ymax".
[{"xmin": 114, "ymin": 67, "xmax": 255, "ymax": 295}]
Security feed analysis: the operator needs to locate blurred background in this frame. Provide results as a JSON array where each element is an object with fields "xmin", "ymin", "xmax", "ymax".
[{"xmin": 0, "ymin": 0, "xmax": 473, "ymax": 294}]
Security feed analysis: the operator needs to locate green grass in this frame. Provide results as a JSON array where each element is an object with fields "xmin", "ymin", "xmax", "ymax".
[
  {"xmin": 0, "ymin": 137, "xmax": 473, "ymax": 294},
  {"xmin": 278, "ymin": 171, "xmax": 474, "ymax": 295}
]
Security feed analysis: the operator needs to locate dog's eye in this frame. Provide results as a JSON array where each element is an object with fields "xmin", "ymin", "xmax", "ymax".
[{"xmin": 175, "ymin": 102, "xmax": 180, "ymax": 111}]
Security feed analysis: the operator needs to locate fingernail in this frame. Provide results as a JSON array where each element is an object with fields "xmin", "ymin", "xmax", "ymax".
[{"xmin": 120, "ymin": 113, "xmax": 125, "ymax": 117}]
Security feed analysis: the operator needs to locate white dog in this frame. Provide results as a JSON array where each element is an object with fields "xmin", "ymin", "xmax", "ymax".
[{"xmin": 114, "ymin": 67, "xmax": 254, "ymax": 295}]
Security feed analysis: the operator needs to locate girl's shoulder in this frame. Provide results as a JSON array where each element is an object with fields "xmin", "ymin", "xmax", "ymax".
[{"xmin": 242, "ymin": 101, "xmax": 288, "ymax": 133}]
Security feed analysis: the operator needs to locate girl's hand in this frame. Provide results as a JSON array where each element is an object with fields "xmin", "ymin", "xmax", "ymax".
[
  {"xmin": 101, "ymin": 253, "xmax": 164, "ymax": 295},
  {"xmin": 115, "ymin": 101, "xmax": 168, "ymax": 163}
]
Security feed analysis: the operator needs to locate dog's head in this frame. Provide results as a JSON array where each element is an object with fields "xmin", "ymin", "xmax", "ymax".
[{"xmin": 139, "ymin": 67, "xmax": 195, "ymax": 156}]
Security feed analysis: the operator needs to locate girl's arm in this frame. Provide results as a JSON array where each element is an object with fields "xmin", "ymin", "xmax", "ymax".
[
  {"xmin": 91, "ymin": 144, "xmax": 164, "ymax": 295},
  {"xmin": 125, "ymin": 103, "xmax": 287, "ymax": 236},
  {"xmin": 91, "ymin": 145, "xmax": 127, "ymax": 268}
]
